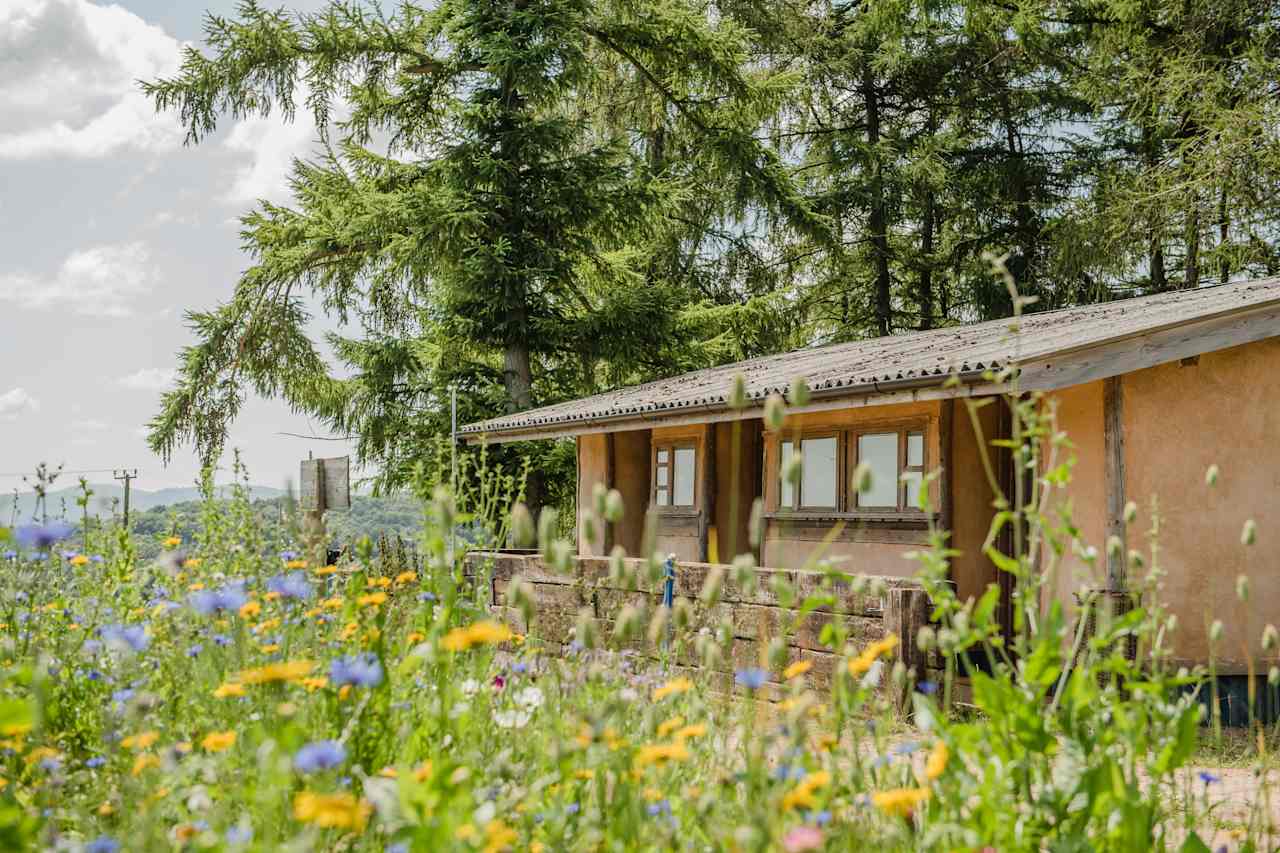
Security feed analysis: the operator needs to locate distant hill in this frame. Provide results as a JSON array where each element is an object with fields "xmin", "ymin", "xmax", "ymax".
[{"xmin": 3, "ymin": 483, "xmax": 287, "ymax": 524}]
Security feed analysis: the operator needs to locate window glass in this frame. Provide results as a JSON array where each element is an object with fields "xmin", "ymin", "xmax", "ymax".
[
  {"xmin": 906, "ymin": 432, "xmax": 925, "ymax": 467},
  {"xmin": 656, "ymin": 487, "xmax": 670, "ymax": 506},
  {"xmin": 779, "ymin": 440, "xmax": 795, "ymax": 508},
  {"xmin": 902, "ymin": 471, "xmax": 923, "ymax": 509},
  {"xmin": 657, "ymin": 448, "xmax": 669, "ymax": 463},
  {"xmin": 800, "ymin": 437, "xmax": 838, "ymax": 507},
  {"xmin": 673, "ymin": 447, "xmax": 696, "ymax": 506},
  {"xmin": 857, "ymin": 433, "xmax": 898, "ymax": 507},
  {"xmin": 655, "ymin": 464, "xmax": 668, "ymax": 487}
]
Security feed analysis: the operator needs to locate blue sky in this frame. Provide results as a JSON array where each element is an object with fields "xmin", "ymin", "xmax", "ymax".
[{"xmin": 0, "ymin": 0, "xmax": 358, "ymax": 495}]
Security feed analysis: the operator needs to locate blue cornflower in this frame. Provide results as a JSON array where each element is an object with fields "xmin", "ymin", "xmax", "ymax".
[
  {"xmin": 226, "ymin": 826, "xmax": 253, "ymax": 845},
  {"xmin": 419, "ymin": 592, "xmax": 437, "ymax": 602},
  {"xmin": 212, "ymin": 633, "xmax": 231, "ymax": 647},
  {"xmin": 111, "ymin": 688, "xmax": 135, "ymax": 704},
  {"xmin": 330, "ymin": 653, "xmax": 384, "ymax": 688},
  {"xmin": 807, "ymin": 809, "xmax": 833, "ymax": 826},
  {"xmin": 91, "ymin": 554, "xmax": 104, "ymax": 563},
  {"xmin": 735, "ymin": 668, "xmax": 769, "ymax": 690},
  {"xmin": 565, "ymin": 802, "xmax": 581, "ymax": 815},
  {"xmin": 14, "ymin": 521, "xmax": 75, "ymax": 550},
  {"xmin": 1199, "ymin": 771, "xmax": 1221, "ymax": 785},
  {"xmin": 100, "ymin": 624, "xmax": 149, "ymax": 653},
  {"xmin": 85, "ymin": 837, "xmax": 120, "ymax": 853},
  {"xmin": 279, "ymin": 550, "xmax": 300, "ymax": 561},
  {"xmin": 38, "ymin": 756, "xmax": 61, "ymax": 771},
  {"xmin": 916, "ymin": 680, "xmax": 939, "ymax": 695},
  {"xmin": 2, "ymin": 550, "xmax": 16, "ymax": 560},
  {"xmin": 186, "ymin": 644, "xmax": 203, "ymax": 658},
  {"xmin": 511, "ymin": 662, "xmax": 529, "ymax": 674},
  {"xmin": 646, "ymin": 799, "xmax": 672, "ymax": 817},
  {"xmin": 61, "ymin": 550, "xmax": 77, "ymax": 560},
  {"xmin": 891, "ymin": 741, "xmax": 920, "ymax": 756},
  {"xmin": 189, "ymin": 584, "xmax": 248, "ymax": 616},
  {"xmin": 85, "ymin": 756, "xmax": 106, "ymax": 769},
  {"xmin": 267, "ymin": 571, "xmax": 311, "ymax": 600},
  {"xmin": 385, "ymin": 843, "xmax": 409, "ymax": 853},
  {"xmin": 294, "ymin": 740, "xmax": 347, "ymax": 773}
]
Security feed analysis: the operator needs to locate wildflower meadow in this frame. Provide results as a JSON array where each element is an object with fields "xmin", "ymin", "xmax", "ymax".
[{"xmin": 0, "ymin": 386, "xmax": 1273, "ymax": 852}]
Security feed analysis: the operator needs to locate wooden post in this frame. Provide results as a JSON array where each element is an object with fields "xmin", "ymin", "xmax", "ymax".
[
  {"xmin": 938, "ymin": 399, "xmax": 954, "ymax": 535},
  {"xmin": 1104, "ymin": 376, "xmax": 1126, "ymax": 592},
  {"xmin": 603, "ymin": 432, "xmax": 615, "ymax": 553},
  {"xmin": 886, "ymin": 586, "xmax": 932, "ymax": 711},
  {"xmin": 699, "ymin": 424, "xmax": 717, "ymax": 563}
]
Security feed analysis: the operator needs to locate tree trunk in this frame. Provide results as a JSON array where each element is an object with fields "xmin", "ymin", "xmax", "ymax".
[
  {"xmin": 1183, "ymin": 192, "xmax": 1200, "ymax": 289},
  {"xmin": 861, "ymin": 61, "xmax": 892, "ymax": 337},
  {"xmin": 918, "ymin": 189, "xmax": 935, "ymax": 331},
  {"xmin": 1218, "ymin": 180, "xmax": 1230, "ymax": 284},
  {"xmin": 1142, "ymin": 123, "xmax": 1168, "ymax": 292}
]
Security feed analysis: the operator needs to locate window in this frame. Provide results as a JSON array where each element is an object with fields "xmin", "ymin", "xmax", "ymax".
[
  {"xmin": 774, "ymin": 423, "xmax": 929, "ymax": 514},
  {"xmin": 654, "ymin": 444, "xmax": 696, "ymax": 507}
]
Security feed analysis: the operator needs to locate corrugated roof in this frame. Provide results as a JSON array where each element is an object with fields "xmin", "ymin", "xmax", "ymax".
[{"xmin": 462, "ymin": 276, "xmax": 1280, "ymax": 437}]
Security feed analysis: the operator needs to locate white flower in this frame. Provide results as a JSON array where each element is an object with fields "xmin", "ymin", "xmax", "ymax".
[
  {"xmin": 494, "ymin": 709, "xmax": 532, "ymax": 729},
  {"xmin": 515, "ymin": 686, "xmax": 544, "ymax": 710},
  {"xmin": 459, "ymin": 678, "xmax": 481, "ymax": 697}
]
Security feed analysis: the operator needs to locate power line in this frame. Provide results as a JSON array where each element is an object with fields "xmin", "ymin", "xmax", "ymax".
[{"xmin": 0, "ymin": 468, "xmax": 127, "ymax": 478}]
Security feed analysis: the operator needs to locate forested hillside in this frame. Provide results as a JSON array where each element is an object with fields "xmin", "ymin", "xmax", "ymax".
[{"xmin": 143, "ymin": 0, "xmax": 1280, "ymax": 502}]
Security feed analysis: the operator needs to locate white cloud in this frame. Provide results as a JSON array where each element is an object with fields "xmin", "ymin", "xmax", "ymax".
[
  {"xmin": 117, "ymin": 367, "xmax": 178, "ymax": 392},
  {"xmin": 222, "ymin": 99, "xmax": 320, "ymax": 203},
  {"xmin": 0, "ymin": 242, "xmax": 156, "ymax": 317},
  {"xmin": 0, "ymin": 388, "xmax": 40, "ymax": 422},
  {"xmin": 0, "ymin": 0, "xmax": 185, "ymax": 159}
]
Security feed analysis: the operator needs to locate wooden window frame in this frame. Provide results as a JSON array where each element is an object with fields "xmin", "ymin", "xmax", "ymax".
[
  {"xmin": 652, "ymin": 441, "xmax": 698, "ymax": 510},
  {"xmin": 778, "ymin": 432, "xmax": 842, "ymax": 512},
  {"xmin": 848, "ymin": 422, "xmax": 929, "ymax": 513}
]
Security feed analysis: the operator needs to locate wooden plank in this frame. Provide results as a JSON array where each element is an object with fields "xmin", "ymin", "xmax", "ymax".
[
  {"xmin": 1104, "ymin": 376, "xmax": 1126, "ymax": 591},
  {"xmin": 700, "ymin": 423, "xmax": 716, "ymax": 561},
  {"xmin": 939, "ymin": 398, "xmax": 954, "ymax": 535},
  {"xmin": 603, "ymin": 432, "xmax": 615, "ymax": 553}
]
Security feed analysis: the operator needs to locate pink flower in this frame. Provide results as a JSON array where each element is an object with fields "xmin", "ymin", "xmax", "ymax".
[
  {"xmin": 492, "ymin": 675, "xmax": 506, "ymax": 691},
  {"xmin": 782, "ymin": 826, "xmax": 824, "ymax": 852}
]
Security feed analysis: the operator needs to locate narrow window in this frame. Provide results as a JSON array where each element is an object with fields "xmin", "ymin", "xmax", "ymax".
[
  {"xmin": 672, "ymin": 447, "xmax": 696, "ymax": 506},
  {"xmin": 902, "ymin": 431, "xmax": 926, "ymax": 509},
  {"xmin": 800, "ymin": 436, "xmax": 838, "ymax": 508},
  {"xmin": 654, "ymin": 444, "xmax": 696, "ymax": 508},
  {"xmin": 779, "ymin": 440, "xmax": 795, "ymax": 508},
  {"xmin": 856, "ymin": 432, "xmax": 898, "ymax": 508}
]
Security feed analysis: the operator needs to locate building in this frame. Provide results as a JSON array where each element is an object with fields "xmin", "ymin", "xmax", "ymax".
[{"xmin": 461, "ymin": 276, "xmax": 1280, "ymax": 677}]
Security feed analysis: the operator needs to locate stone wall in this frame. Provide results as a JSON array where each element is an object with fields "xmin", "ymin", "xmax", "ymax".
[{"xmin": 463, "ymin": 551, "xmax": 936, "ymax": 699}]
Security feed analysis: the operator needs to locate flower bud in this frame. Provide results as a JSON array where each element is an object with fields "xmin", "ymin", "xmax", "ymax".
[
  {"xmin": 1210, "ymin": 619, "xmax": 1224, "ymax": 644},
  {"xmin": 581, "ymin": 511, "xmax": 600, "ymax": 546},
  {"xmin": 550, "ymin": 539, "xmax": 574, "ymax": 574},
  {"xmin": 728, "ymin": 374, "xmax": 748, "ymax": 410},
  {"xmin": 766, "ymin": 637, "xmax": 787, "ymax": 668},
  {"xmin": 575, "ymin": 607, "xmax": 599, "ymax": 650},
  {"xmin": 613, "ymin": 604, "xmax": 642, "ymax": 643},
  {"xmin": 748, "ymin": 498, "xmax": 765, "ymax": 548},
  {"xmin": 852, "ymin": 461, "xmax": 873, "ymax": 496},
  {"xmin": 1123, "ymin": 501, "xmax": 1137, "ymax": 525},
  {"xmin": 510, "ymin": 502, "xmax": 536, "ymax": 548},
  {"xmin": 593, "ymin": 482, "xmax": 608, "ymax": 518},
  {"xmin": 672, "ymin": 597, "xmax": 694, "ymax": 631},
  {"xmin": 1237, "ymin": 573, "xmax": 1250, "ymax": 602},
  {"xmin": 538, "ymin": 508, "xmax": 559, "ymax": 555},
  {"xmin": 916, "ymin": 626, "xmax": 936, "ymax": 652},
  {"xmin": 648, "ymin": 607, "xmax": 670, "ymax": 646},
  {"xmin": 604, "ymin": 489, "xmax": 625, "ymax": 524},
  {"xmin": 789, "ymin": 377, "xmax": 811, "ymax": 407},
  {"xmin": 1242, "ymin": 519, "xmax": 1257, "ymax": 546},
  {"xmin": 732, "ymin": 554, "xmax": 757, "ymax": 593},
  {"xmin": 1106, "ymin": 535, "xmax": 1123, "ymax": 560},
  {"xmin": 1205, "ymin": 464, "xmax": 1220, "ymax": 487},
  {"xmin": 784, "ymin": 453, "xmax": 803, "ymax": 488},
  {"xmin": 1263, "ymin": 624, "xmax": 1278, "ymax": 652},
  {"xmin": 507, "ymin": 575, "xmax": 536, "ymax": 625},
  {"xmin": 701, "ymin": 565, "xmax": 726, "ymax": 605},
  {"xmin": 764, "ymin": 394, "xmax": 786, "ymax": 432},
  {"xmin": 608, "ymin": 545, "xmax": 627, "ymax": 584},
  {"xmin": 1270, "ymin": 667, "xmax": 1279, "ymax": 687}
]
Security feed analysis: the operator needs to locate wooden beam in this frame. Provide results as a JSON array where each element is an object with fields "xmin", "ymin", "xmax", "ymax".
[
  {"xmin": 699, "ymin": 424, "xmax": 717, "ymax": 562},
  {"xmin": 1104, "ymin": 376, "xmax": 1127, "ymax": 591},
  {"xmin": 938, "ymin": 399, "xmax": 954, "ymax": 538},
  {"xmin": 603, "ymin": 432, "xmax": 615, "ymax": 553}
]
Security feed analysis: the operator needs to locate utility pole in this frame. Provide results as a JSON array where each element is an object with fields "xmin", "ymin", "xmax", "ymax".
[{"xmin": 113, "ymin": 469, "xmax": 138, "ymax": 530}]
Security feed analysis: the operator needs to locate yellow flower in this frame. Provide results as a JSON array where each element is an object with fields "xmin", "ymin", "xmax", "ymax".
[
  {"xmin": 358, "ymin": 591, "xmax": 387, "ymax": 608},
  {"xmin": 633, "ymin": 741, "xmax": 691, "ymax": 769},
  {"xmin": 340, "ymin": 622, "xmax": 360, "ymax": 641},
  {"xmin": 285, "ymin": 559, "xmax": 308, "ymax": 570},
  {"xmin": 440, "ymin": 620, "xmax": 514, "ymax": 651},
  {"xmin": 264, "ymin": 591, "xmax": 281, "ymax": 602},
  {"xmin": 188, "ymin": 582, "xmax": 205, "ymax": 592},
  {"xmin": 131, "ymin": 753, "xmax": 159, "ymax": 776},
  {"xmin": 69, "ymin": 554, "xmax": 89, "ymax": 567},
  {"xmin": 482, "ymin": 819, "xmax": 517, "ymax": 853},
  {"xmin": 97, "ymin": 801, "xmax": 114, "ymax": 816},
  {"xmin": 238, "ymin": 660, "xmax": 314, "ymax": 685},
  {"xmin": 395, "ymin": 571, "xmax": 417, "ymax": 585},
  {"xmin": 171, "ymin": 824, "xmax": 199, "ymax": 843},
  {"xmin": 531, "ymin": 842, "xmax": 546, "ymax": 853},
  {"xmin": 642, "ymin": 786, "xmax": 664, "ymax": 802},
  {"xmin": 321, "ymin": 597, "xmax": 344, "ymax": 610},
  {"xmin": 184, "ymin": 558, "xmax": 202, "ymax": 568},
  {"xmin": 848, "ymin": 634, "xmax": 900, "ymax": 677},
  {"xmin": 925, "ymin": 740, "xmax": 948, "ymax": 781},
  {"xmin": 339, "ymin": 685, "xmax": 352, "ymax": 700},
  {"xmin": 872, "ymin": 787, "xmax": 931, "ymax": 818},
  {"xmin": 163, "ymin": 536, "xmax": 182, "ymax": 548},
  {"xmin": 260, "ymin": 643, "xmax": 281, "ymax": 654},
  {"xmin": 652, "ymin": 677, "xmax": 693, "ymax": 701},
  {"xmin": 378, "ymin": 766, "xmax": 398, "ymax": 778},
  {"xmin": 674, "ymin": 723, "xmax": 707, "ymax": 741},
  {"xmin": 293, "ymin": 791, "xmax": 372, "ymax": 831},
  {"xmin": 781, "ymin": 769, "xmax": 831, "ymax": 811},
  {"xmin": 455, "ymin": 824, "xmax": 478, "ymax": 841},
  {"xmin": 0, "ymin": 723, "xmax": 32, "ymax": 737},
  {"xmin": 301, "ymin": 676, "xmax": 329, "ymax": 692},
  {"xmin": 201, "ymin": 731, "xmax": 237, "ymax": 752},
  {"xmin": 121, "ymin": 731, "xmax": 160, "ymax": 751},
  {"xmin": 174, "ymin": 742, "xmax": 192, "ymax": 755},
  {"xmin": 656, "ymin": 716, "xmax": 685, "ymax": 738},
  {"xmin": 213, "ymin": 682, "xmax": 246, "ymax": 699},
  {"xmin": 574, "ymin": 768, "xmax": 595, "ymax": 780},
  {"xmin": 407, "ymin": 631, "xmax": 425, "ymax": 644},
  {"xmin": 25, "ymin": 747, "xmax": 60, "ymax": 767},
  {"xmin": 314, "ymin": 565, "xmax": 338, "ymax": 576},
  {"xmin": 783, "ymin": 659, "xmax": 813, "ymax": 680},
  {"xmin": 371, "ymin": 576, "xmax": 392, "ymax": 589},
  {"xmin": 413, "ymin": 762, "xmax": 433, "ymax": 782}
]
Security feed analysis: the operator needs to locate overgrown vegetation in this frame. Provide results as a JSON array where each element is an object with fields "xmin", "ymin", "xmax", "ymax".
[{"xmin": 0, "ymin": 366, "xmax": 1273, "ymax": 850}]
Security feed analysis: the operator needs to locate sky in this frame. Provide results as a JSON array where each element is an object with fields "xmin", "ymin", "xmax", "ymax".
[{"xmin": 0, "ymin": 0, "xmax": 362, "ymax": 494}]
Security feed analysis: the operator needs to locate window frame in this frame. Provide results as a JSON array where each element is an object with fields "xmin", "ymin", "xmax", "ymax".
[
  {"xmin": 777, "ymin": 431, "xmax": 842, "ymax": 512},
  {"xmin": 652, "ymin": 441, "xmax": 698, "ymax": 510},
  {"xmin": 769, "ymin": 419, "xmax": 932, "ymax": 518}
]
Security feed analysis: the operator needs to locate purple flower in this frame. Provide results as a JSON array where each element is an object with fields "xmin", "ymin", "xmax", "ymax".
[
  {"xmin": 85, "ymin": 837, "xmax": 120, "ymax": 853},
  {"xmin": 916, "ymin": 680, "xmax": 939, "ymax": 695},
  {"xmin": 279, "ymin": 550, "xmax": 300, "ymax": 561},
  {"xmin": 100, "ymin": 624, "xmax": 149, "ymax": 652},
  {"xmin": 294, "ymin": 740, "xmax": 347, "ymax": 772},
  {"xmin": 226, "ymin": 826, "xmax": 254, "ymax": 845},
  {"xmin": 1199, "ymin": 771, "xmax": 1221, "ymax": 785},
  {"xmin": 190, "ymin": 584, "xmax": 248, "ymax": 616},
  {"xmin": 85, "ymin": 756, "xmax": 106, "ymax": 769},
  {"xmin": 186, "ymin": 644, "xmax": 203, "ymax": 658},
  {"xmin": 735, "ymin": 668, "xmax": 768, "ymax": 690},
  {"xmin": 267, "ymin": 572, "xmax": 311, "ymax": 600},
  {"xmin": 14, "ymin": 521, "xmax": 75, "ymax": 550},
  {"xmin": 330, "ymin": 653, "xmax": 384, "ymax": 688}
]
